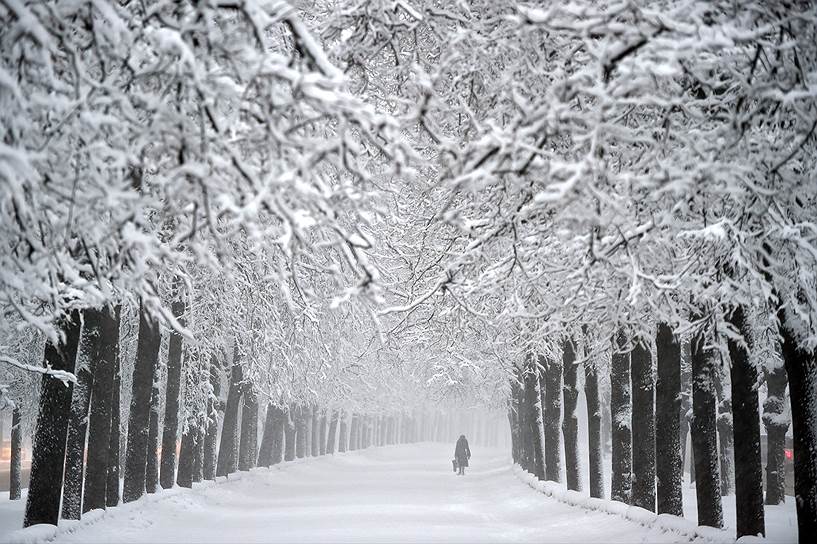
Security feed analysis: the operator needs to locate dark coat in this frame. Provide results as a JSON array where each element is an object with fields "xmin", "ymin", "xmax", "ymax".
[{"xmin": 454, "ymin": 437, "xmax": 471, "ymax": 467}]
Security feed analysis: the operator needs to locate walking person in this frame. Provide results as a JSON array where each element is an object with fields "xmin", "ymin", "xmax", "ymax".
[{"xmin": 454, "ymin": 434, "xmax": 471, "ymax": 476}]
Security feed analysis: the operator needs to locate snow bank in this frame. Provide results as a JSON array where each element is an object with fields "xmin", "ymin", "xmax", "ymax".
[{"xmin": 512, "ymin": 465, "xmax": 735, "ymax": 543}]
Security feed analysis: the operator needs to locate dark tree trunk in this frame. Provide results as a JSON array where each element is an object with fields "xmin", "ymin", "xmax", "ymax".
[
  {"xmin": 10, "ymin": 407, "xmax": 22, "ymax": 500},
  {"xmin": 727, "ymin": 304, "xmax": 765, "ymax": 538},
  {"xmin": 338, "ymin": 412, "xmax": 348, "ymax": 453},
  {"xmin": 611, "ymin": 329, "xmax": 632, "ymax": 504},
  {"xmin": 216, "ymin": 357, "xmax": 243, "ymax": 477},
  {"xmin": 523, "ymin": 358, "xmax": 545, "ymax": 479},
  {"xmin": 515, "ymin": 365, "xmax": 531, "ymax": 472},
  {"xmin": 145, "ymin": 358, "xmax": 161, "ymax": 494},
  {"xmin": 61, "ymin": 349, "xmax": 93, "ymax": 520},
  {"xmin": 562, "ymin": 338, "xmax": 581, "ymax": 491},
  {"xmin": 257, "ymin": 405, "xmax": 276, "ymax": 467},
  {"xmin": 176, "ymin": 418, "xmax": 196, "ymax": 488},
  {"xmin": 284, "ymin": 406, "xmax": 296, "ymax": 461},
  {"xmin": 542, "ymin": 353, "xmax": 562, "ymax": 482},
  {"xmin": 203, "ymin": 356, "xmax": 221, "ymax": 481},
  {"xmin": 319, "ymin": 414, "xmax": 328, "ymax": 455},
  {"xmin": 238, "ymin": 388, "xmax": 258, "ymax": 471},
  {"xmin": 690, "ymin": 325, "xmax": 723, "ymax": 528},
  {"xmin": 778, "ymin": 309, "xmax": 817, "ymax": 543},
  {"xmin": 160, "ymin": 298, "xmax": 186, "ymax": 490},
  {"xmin": 106, "ymin": 355, "xmax": 121, "ymax": 508},
  {"xmin": 348, "ymin": 415, "xmax": 358, "ymax": 452},
  {"xmin": 584, "ymin": 361, "xmax": 604, "ymax": 499},
  {"xmin": 327, "ymin": 410, "xmax": 339, "ymax": 454},
  {"xmin": 84, "ymin": 305, "xmax": 120, "ymax": 513},
  {"xmin": 271, "ymin": 406, "xmax": 285, "ymax": 465},
  {"xmin": 631, "ymin": 339, "xmax": 656, "ymax": 512},
  {"xmin": 193, "ymin": 427, "xmax": 204, "ymax": 482},
  {"xmin": 24, "ymin": 310, "xmax": 81, "ymax": 528},
  {"xmin": 763, "ymin": 356, "xmax": 789, "ymax": 505},
  {"xmin": 123, "ymin": 303, "xmax": 161, "ymax": 503},
  {"xmin": 655, "ymin": 323, "xmax": 683, "ymax": 516}
]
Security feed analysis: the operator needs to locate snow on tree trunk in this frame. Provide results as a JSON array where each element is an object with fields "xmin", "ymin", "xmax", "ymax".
[
  {"xmin": 631, "ymin": 339, "xmax": 656, "ymax": 512},
  {"xmin": 160, "ymin": 297, "xmax": 186, "ymax": 490},
  {"xmin": 523, "ymin": 357, "xmax": 545, "ymax": 480},
  {"xmin": 584, "ymin": 360, "xmax": 604, "ymax": 499},
  {"xmin": 610, "ymin": 329, "xmax": 632, "ymax": 504},
  {"xmin": 296, "ymin": 405, "xmax": 308, "ymax": 458},
  {"xmin": 10, "ymin": 407, "xmax": 22, "ymax": 500},
  {"xmin": 61, "ymin": 341, "xmax": 93, "ymax": 520},
  {"xmin": 319, "ymin": 413, "xmax": 328, "ymax": 455},
  {"xmin": 203, "ymin": 356, "xmax": 221, "ymax": 481},
  {"xmin": 714, "ymin": 365, "xmax": 735, "ymax": 497},
  {"xmin": 655, "ymin": 323, "xmax": 683, "ymax": 516},
  {"xmin": 562, "ymin": 338, "xmax": 581, "ymax": 491},
  {"xmin": 84, "ymin": 305, "xmax": 120, "ymax": 513},
  {"xmin": 238, "ymin": 388, "xmax": 258, "ymax": 471},
  {"xmin": 690, "ymin": 326, "xmax": 724, "ymax": 528},
  {"xmin": 106, "ymin": 356, "xmax": 121, "ymax": 508},
  {"xmin": 338, "ymin": 411, "xmax": 348, "ymax": 453},
  {"xmin": 727, "ymin": 304, "xmax": 765, "ymax": 538},
  {"xmin": 515, "ymin": 365, "xmax": 531, "ymax": 472},
  {"xmin": 763, "ymin": 353, "xmax": 789, "ymax": 506},
  {"xmin": 284, "ymin": 406, "xmax": 296, "ymax": 461},
  {"xmin": 216, "ymin": 358, "xmax": 243, "ymax": 477},
  {"xmin": 542, "ymin": 353, "xmax": 562, "ymax": 483},
  {"xmin": 145, "ymin": 358, "xmax": 162, "ymax": 494},
  {"xmin": 306, "ymin": 404, "xmax": 315, "ymax": 457},
  {"xmin": 193, "ymin": 427, "xmax": 204, "ymax": 483},
  {"xmin": 327, "ymin": 410, "xmax": 339, "ymax": 454},
  {"xmin": 778, "ymin": 309, "xmax": 817, "ymax": 543},
  {"xmin": 123, "ymin": 303, "xmax": 161, "ymax": 503},
  {"xmin": 680, "ymin": 338, "xmax": 693, "ymax": 484},
  {"xmin": 177, "ymin": 417, "xmax": 196, "ymax": 488},
  {"xmin": 24, "ymin": 309, "xmax": 81, "ymax": 527}
]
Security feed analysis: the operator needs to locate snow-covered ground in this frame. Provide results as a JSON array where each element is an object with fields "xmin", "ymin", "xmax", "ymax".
[{"xmin": 0, "ymin": 443, "xmax": 797, "ymax": 543}]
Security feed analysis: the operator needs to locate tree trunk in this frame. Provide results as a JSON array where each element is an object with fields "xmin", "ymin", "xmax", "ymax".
[
  {"xmin": 284, "ymin": 406, "xmax": 296, "ymax": 461},
  {"xmin": 584, "ymin": 360, "xmax": 604, "ymax": 499},
  {"xmin": 680, "ymin": 338, "xmax": 693, "ymax": 484},
  {"xmin": 203, "ymin": 356, "xmax": 221, "ymax": 481},
  {"xmin": 542, "ymin": 353, "xmax": 562, "ymax": 482},
  {"xmin": 611, "ymin": 329, "xmax": 632, "ymax": 504},
  {"xmin": 319, "ymin": 414, "xmax": 328, "ymax": 455},
  {"xmin": 193, "ymin": 427, "xmax": 204, "ymax": 482},
  {"xmin": 176, "ymin": 417, "xmax": 196, "ymax": 488},
  {"xmin": 84, "ymin": 305, "xmax": 120, "ymax": 513},
  {"xmin": 778, "ymin": 318, "xmax": 817, "ymax": 544},
  {"xmin": 690, "ymin": 325, "xmax": 723, "ymax": 528},
  {"xmin": 145, "ymin": 357, "xmax": 162, "ymax": 494},
  {"xmin": 106, "ymin": 355, "xmax": 121, "ymax": 508},
  {"xmin": 123, "ymin": 303, "xmax": 161, "ymax": 503},
  {"xmin": 523, "ymin": 357, "xmax": 545, "ymax": 479},
  {"xmin": 338, "ymin": 412, "xmax": 348, "ymax": 453},
  {"xmin": 716, "ymin": 394, "xmax": 735, "ymax": 496},
  {"xmin": 726, "ymin": 304, "xmax": 765, "ymax": 538},
  {"xmin": 562, "ymin": 338, "xmax": 581, "ymax": 491},
  {"xmin": 216, "ymin": 357, "xmax": 242, "ymax": 477},
  {"xmin": 327, "ymin": 410, "xmax": 339, "ymax": 454},
  {"xmin": 160, "ymin": 298, "xmax": 186, "ymax": 490},
  {"xmin": 24, "ymin": 310, "xmax": 81, "ymax": 527},
  {"xmin": 271, "ymin": 406, "xmax": 285, "ymax": 465},
  {"xmin": 10, "ymin": 407, "xmax": 22, "ymax": 500},
  {"xmin": 655, "ymin": 323, "xmax": 683, "ymax": 516},
  {"xmin": 631, "ymin": 339, "xmax": 656, "ymax": 512},
  {"xmin": 310, "ymin": 405, "xmax": 319, "ymax": 457},
  {"xmin": 238, "ymin": 387, "xmax": 258, "ymax": 471},
  {"xmin": 61, "ymin": 343, "xmax": 94, "ymax": 520},
  {"xmin": 257, "ymin": 404, "xmax": 277, "ymax": 467},
  {"xmin": 763, "ymin": 354, "xmax": 789, "ymax": 505},
  {"xmin": 515, "ymin": 365, "xmax": 531, "ymax": 472},
  {"xmin": 296, "ymin": 405, "xmax": 308, "ymax": 458}
]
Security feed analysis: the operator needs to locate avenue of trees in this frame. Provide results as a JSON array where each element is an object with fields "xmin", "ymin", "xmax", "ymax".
[{"xmin": 1, "ymin": 1, "xmax": 816, "ymax": 543}]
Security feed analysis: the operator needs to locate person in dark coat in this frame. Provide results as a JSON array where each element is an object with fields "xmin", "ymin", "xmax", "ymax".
[{"xmin": 454, "ymin": 435, "xmax": 471, "ymax": 475}]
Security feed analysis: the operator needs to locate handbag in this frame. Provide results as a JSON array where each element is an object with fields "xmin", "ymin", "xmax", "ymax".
[{"xmin": 452, "ymin": 459, "xmax": 458, "ymax": 472}]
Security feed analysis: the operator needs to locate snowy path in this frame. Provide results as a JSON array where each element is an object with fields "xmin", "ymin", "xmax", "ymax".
[{"xmin": 26, "ymin": 443, "xmax": 695, "ymax": 544}]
